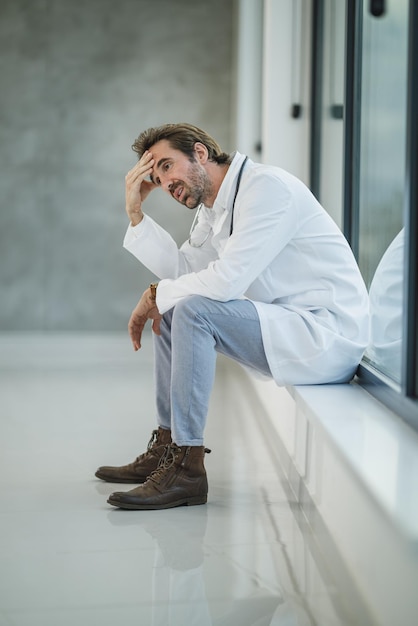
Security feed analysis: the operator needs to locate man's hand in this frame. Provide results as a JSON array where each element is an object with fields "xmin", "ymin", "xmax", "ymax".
[
  {"xmin": 128, "ymin": 288, "xmax": 162, "ymax": 351},
  {"xmin": 125, "ymin": 151, "xmax": 157, "ymax": 226}
]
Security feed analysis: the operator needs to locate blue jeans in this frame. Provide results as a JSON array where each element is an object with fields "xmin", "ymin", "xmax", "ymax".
[{"xmin": 153, "ymin": 295, "xmax": 271, "ymax": 446}]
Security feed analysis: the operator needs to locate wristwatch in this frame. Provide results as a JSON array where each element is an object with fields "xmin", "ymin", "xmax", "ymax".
[{"xmin": 149, "ymin": 283, "xmax": 158, "ymax": 301}]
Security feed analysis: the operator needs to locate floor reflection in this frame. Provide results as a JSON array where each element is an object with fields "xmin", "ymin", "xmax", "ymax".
[{"xmin": 107, "ymin": 504, "xmax": 316, "ymax": 626}]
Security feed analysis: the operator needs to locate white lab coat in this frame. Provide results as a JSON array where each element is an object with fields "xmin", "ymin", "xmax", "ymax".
[
  {"xmin": 366, "ymin": 229, "xmax": 404, "ymax": 382},
  {"xmin": 123, "ymin": 152, "xmax": 369, "ymax": 385}
]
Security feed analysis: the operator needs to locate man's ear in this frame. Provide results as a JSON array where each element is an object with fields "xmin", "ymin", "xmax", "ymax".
[{"xmin": 194, "ymin": 142, "xmax": 209, "ymax": 163}]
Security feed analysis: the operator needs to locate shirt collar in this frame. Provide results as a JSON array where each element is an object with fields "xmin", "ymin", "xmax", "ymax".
[{"xmin": 212, "ymin": 151, "xmax": 247, "ymax": 217}]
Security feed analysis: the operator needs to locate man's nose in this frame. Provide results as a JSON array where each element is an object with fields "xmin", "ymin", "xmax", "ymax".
[{"xmin": 160, "ymin": 175, "xmax": 172, "ymax": 193}]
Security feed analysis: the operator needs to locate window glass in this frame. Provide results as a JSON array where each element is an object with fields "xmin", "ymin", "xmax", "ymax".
[
  {"xmin": 319, "ymin": 0, "xmax": 346, "ymax": 228},
  {"xmin": 359, "ymin": 0, "xmax": 409, "ymax": 385}
]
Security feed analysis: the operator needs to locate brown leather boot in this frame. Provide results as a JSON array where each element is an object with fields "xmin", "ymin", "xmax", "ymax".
[
  {"xmin": 107, "ymin": 444, "xmax": 210, "ymax": 510},
  {"xmin": 95, "ymin": 427, "xmax": 172, "ymax": 483}
]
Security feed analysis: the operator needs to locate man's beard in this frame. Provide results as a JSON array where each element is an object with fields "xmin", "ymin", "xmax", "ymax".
[{"xmin": 182, "ymin": 160, "xmax": 214, "ymax": 209}]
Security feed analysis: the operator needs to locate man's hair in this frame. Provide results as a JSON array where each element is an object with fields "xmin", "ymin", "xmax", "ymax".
[{"xmin": 132, "ymin": 123, "xmax": 231, "ymax": 164}]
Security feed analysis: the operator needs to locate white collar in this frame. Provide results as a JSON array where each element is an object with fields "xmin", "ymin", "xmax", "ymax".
[{"xmin": 212, "ymin": 151, "xmax": 247, "ymax": 217}]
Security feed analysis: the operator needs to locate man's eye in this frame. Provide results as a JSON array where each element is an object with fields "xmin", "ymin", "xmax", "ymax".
[{"xmin": 163, "ymin": 163, "xmax": 170, "ymax": 171}]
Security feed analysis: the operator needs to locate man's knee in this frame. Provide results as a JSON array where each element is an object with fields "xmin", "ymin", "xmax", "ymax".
[{"xmin": 172, "ymin": 296, "xmax": 215, "ymax": 329}]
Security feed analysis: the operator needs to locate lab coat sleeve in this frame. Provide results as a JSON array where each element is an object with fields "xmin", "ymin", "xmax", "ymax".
[
  {"xmin": 123, "ymin": 213, "xmax": 217, "ymax": 279},
  {"xmin": 156, "ymin": 172, "xmax": 299, "ymax": 313}
]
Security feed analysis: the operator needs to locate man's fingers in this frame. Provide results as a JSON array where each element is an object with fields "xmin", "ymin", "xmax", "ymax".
[
  {"xmin": 127, "ymin": 152, "xmax": 154, "ymax": 180},
  {"xmin": 152, "ymin": 318, "xmax": 161, "ymax": 336},
  {"xmin": 128, "ymin": 315, "xmax": 146, "ymax": 351}
]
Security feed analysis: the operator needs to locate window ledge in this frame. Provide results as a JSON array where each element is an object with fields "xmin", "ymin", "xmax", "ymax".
[
  {"xmin": 287, "ymin": 381, "xmax": 418, "ymax": 542},
  {"xmin": 244, "ymin": 372, "xmax": 418, "ymax": 626}
]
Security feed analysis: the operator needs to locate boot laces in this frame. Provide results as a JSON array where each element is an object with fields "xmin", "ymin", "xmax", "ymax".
[
  {"xmin": 134, "ymin": 430, "xmax": 158, "ymax": 462},
  {"xmin": 149, "ymin": 444, "xmax": 181, "ymax": 483},
  {"xmin": 147, "ymin": 429, "xmax": 158, "ymax": 451}
]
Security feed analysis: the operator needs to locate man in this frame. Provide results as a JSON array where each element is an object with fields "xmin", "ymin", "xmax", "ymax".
[{"xmin": 96, "ymin": 123, "xmax": 369, "ymax": 510}]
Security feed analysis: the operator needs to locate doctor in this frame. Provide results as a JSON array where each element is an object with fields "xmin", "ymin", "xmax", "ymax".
[{"xmin": 97, "ymin": 123, "xmax": 369, "ymax": 510}]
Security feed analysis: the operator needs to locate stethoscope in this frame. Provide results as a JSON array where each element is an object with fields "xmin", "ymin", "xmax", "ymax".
[{"xmin": 188, "ymin": 156, "xmax": 248, "ymax": 248}]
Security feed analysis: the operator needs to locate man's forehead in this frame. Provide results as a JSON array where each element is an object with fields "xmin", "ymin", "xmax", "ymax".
[
  {"xmin": 148, "ymin": 140, "xmax": 184, "ymax": 183},
  {"xmin": 147, "ymin": 139, "xmax": 174, "ymax": 158}
]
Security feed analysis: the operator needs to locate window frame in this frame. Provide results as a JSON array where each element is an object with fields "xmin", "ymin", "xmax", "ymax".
[{"xmin": 343, "ymin": 0, "xmax": 418, "ymax": 431}]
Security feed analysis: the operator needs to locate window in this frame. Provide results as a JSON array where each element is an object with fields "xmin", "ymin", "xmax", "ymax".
[
  {"xmin": 312, "ymin": 0, "xmax": 418, "ymax": 429},
  {"xmin": 343, "ymin": 0, "xmax": 418, "ymax": 429},
  {"xmin": 358, "ymin": 0, "xmax": 408, "ymax": 385}
]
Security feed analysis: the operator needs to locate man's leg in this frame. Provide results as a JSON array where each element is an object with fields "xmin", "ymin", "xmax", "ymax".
[
  {"xmin": 107, "ymin": 295, "xmax": 270, "ymax": 509},
  {"xmin": 167, "ymin": 295, "xmax": 271, "ymax": 445},
  {"xmin": 153, "ymin": 307, "xmax": 174, "ymax": 431},
  {"xmin": 94, "ymin": 310, "xmax": 175, "ymax": 483}
]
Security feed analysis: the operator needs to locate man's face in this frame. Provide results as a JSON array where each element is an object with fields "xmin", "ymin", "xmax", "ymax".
[{"xmin": 149, "ymin": 140, "xmax": 213, "ymax": 209}]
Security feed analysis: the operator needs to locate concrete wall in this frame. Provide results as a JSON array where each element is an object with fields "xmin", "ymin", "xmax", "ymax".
[{"xmin": 0, "ymin": 0, "xmax": 234, "ymax": 331}]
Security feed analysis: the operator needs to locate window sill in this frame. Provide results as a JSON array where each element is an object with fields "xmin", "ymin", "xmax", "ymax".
[{"xmin": 244, "ymin": 372, "xmax": 418, "ymax": 626}]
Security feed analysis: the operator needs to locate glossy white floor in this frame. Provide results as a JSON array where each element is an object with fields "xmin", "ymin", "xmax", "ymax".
[{"xmin": 0, "ymin": 332, "xmax": 373, "ymax": 626}]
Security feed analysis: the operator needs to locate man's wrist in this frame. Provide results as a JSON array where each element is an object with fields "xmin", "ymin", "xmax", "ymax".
[{"xmin": 130, "ymin": 213, "xmax": 144, "ymax": 227}]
